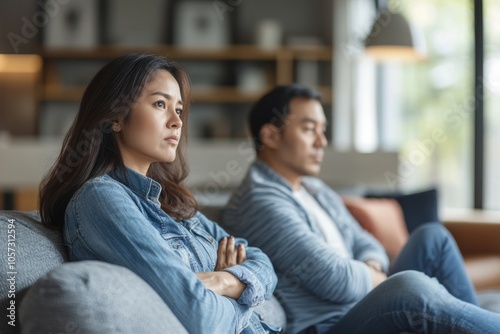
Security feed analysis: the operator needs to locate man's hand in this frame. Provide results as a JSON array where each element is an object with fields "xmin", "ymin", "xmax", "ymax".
[
  {"xmin": 368, "ymin": 267, "xmax": 387, "ymax": 288},
  {"xmin": 215, "ymin": 236, "xmax": 246, "ymax": 271},
  {"xmin": 365, "ymin": 260, "xmax": 387, "ymax": 289},
  {"xmin": 364, "ymin": 259, "xmax": 383, "ymax": 273}
]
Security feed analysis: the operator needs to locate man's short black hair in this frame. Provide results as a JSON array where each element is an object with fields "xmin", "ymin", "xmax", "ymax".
[{"xmin": 249, "ymin": 84, "xmax": 322, "ymax": 151}]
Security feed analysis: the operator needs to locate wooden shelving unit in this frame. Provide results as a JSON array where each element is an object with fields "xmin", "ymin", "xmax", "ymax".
[
  {"xmin": 39, "ymin": 45, "xmax": 332, "ymax": 61},
  {"xmin": 39, "ymin": 45, "xmax": 333, "ymax": 103},
  {"xmin": 37, "ymin": 44, "xmax": 333, "ymax": 138},
  {"xmin": 40, "ymin": 84, "xmax": 333, "ymax": 104}
]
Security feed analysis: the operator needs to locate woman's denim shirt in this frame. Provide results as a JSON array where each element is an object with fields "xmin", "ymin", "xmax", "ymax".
[{"xmin": 64, "ymin": 167, "xmax": 277, "ymax": 334}]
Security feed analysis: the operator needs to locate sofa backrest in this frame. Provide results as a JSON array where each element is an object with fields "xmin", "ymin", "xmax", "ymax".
[{"xmin": 0, "ymin": 210, "xmax": 68, "ymax": 334}]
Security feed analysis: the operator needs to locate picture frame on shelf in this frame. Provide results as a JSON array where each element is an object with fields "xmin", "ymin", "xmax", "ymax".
[
  {"xmin": 43, "ymin": 0, "xmax": 99, "ymax": 49},
  {"xmin": 171, "ymin": 0, "xmax": 233, "ymax": 49},
  {"xmin": 105, "ymin": 0, "xmax": 168, "ymax": 47}
]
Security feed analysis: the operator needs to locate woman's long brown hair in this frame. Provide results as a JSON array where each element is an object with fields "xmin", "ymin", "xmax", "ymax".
[{"xmin": 39, "ymin": 54, "xmax": 198, "ymax": 230}]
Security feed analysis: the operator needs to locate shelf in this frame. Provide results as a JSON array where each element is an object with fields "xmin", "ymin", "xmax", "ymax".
[
  {"xmin": 192, "ymin": 87, "xmax": 273, "ymax": 103},
  {"xmin": 40, "ymin": 85, "xmax": 85, "ymax": 102},
  {"xmin": 39, "ymin": 45, "xmax": 332, "ymax": 61},
  {"xmin": 192, "ymin": 86, "xmax": 332, "ymax": 104},
  {"xmin": 40, "ymin": 85, "xmax": 333, "ymax": 104},
  {"xmin": 38, "ymin": 44, "xmax": 333, "ymax": 138}
]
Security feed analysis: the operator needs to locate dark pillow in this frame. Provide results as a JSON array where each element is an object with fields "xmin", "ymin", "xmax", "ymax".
[{"xmin": 366, "ymin": 188, "xmax": 440, "ymax": 233}]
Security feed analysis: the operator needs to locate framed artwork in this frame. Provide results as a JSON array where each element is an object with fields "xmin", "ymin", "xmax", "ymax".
[
  {"xmin": 43, "ymin": 0, "xmax": 98, "ymax": 49},
  {"xmin": 171, "ymin": 1, "xmax": 232, "ymax": 49},
  {"xmin": 105, "ymin": 0, "xmax": 168, "ymax": 46}
]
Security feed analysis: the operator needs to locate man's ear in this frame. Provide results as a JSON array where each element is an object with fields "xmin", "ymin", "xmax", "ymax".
[{"xmin": 260, "ymin": 123, "xmax": 282, "ymax": 150}]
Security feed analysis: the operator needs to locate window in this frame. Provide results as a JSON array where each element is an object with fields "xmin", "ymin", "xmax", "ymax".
[
  {"xmin": 383, "ymin": 0, "xmax": 474, "ymax": 208},
  {"xmin": 484, "ymin": 0, "xmax": 500, "ymax": 209}
]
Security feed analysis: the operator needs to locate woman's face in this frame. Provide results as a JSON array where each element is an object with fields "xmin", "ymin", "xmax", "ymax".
[{"xmin": 114, "ymin": 70, "xmax": 183, "ymax": 175}]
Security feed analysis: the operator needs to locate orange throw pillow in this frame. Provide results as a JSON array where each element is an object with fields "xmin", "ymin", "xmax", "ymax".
[{"xmin": 343, "ymin": 197, "xmax": 409, "ymax": 263}]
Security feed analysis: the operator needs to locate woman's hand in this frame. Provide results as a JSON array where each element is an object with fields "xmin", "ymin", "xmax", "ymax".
[
  {"xmin": 215, "ymin": 236, "xmax": 246, "ymax": 271},
  {"xmin": 196, "ymin": 271, "xmax": 247, "ymax": 299},
  {"xmin": 196, "ymin": 236, "xmax": 247, "ymax": 299}
]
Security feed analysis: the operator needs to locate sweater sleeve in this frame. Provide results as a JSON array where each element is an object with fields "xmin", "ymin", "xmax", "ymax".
[
  {"xmin": 223, "ymin": 189, "xmax": 373, "ymax": 305},
  {"xmin": 324, "ymin": 188, "xmax": 390, "ymax": 272}
]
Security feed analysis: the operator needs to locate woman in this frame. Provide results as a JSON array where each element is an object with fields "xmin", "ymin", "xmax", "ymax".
[{"xmin": 39, "ymin": 54, "xmax": 278, "ymax": 334}]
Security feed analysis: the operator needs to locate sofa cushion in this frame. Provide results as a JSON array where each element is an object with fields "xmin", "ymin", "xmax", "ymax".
[
  {"xmin": 477, "ymin": 290, "xmax": 500, "ymax": 314},
  {"xmin": 0, "ymin": 210, "xmax": 68, "ymax": 334},
  {"xmin": 19, "ymin": 261, "xmax": 188, "ymax": 334},
  {"xmin": 366, "ymin": 188, "xmax": 440, "ymax": 233},
  {"xmin": 254, "ymin": 293, "xmax": 287, "ymax": 332}
]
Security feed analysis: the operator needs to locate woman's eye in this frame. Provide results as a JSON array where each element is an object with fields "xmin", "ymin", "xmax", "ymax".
[
  {"xmin": 175, "ymin": 108, "xmax": 183, "ymax": 115},
  {"xmin": 155, "ymin": 101, "xmax": 165, "ymax": 108}
]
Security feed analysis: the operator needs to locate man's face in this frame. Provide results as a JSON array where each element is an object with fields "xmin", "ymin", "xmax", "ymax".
[{"xmin": 271, "ymin": 97, "xmax": 328, "ymax": 179}]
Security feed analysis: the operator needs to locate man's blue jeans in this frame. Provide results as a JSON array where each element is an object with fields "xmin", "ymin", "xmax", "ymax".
[{"xmin": 315, "ymin": 223, "xmax": 500, "ymax": 333}]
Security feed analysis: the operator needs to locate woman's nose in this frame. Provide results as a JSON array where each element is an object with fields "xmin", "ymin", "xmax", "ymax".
[{"xmin": 168, "ymin": 111, "xmax": 182, "ymax": 129}]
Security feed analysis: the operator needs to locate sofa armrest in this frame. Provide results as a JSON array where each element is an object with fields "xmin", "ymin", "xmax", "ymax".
[
  {"xmin": 443, "ymin": 221, "xmax": 500, "ymax": 256},
  {"xmin": 444, "ymin": 222, "xmax": 500, "ymax": 290},
  {"xmin": 20, "ymin": 261, "xmax": 189, "ymax": 334}
]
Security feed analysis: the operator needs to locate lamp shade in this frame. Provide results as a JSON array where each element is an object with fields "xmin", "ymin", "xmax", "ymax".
[{"xmin": 365, "ymin": 12, "xmax": 426, "ymax": 62}]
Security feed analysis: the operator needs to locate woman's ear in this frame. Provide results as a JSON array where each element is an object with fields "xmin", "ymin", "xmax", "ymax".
[
  {"xmin": 112, "ymin": 122, "xmax": 122, "ymax": 133},
  {"xmin": 259, "ymin": 123, "xmax": 281, "ymax": 150}
]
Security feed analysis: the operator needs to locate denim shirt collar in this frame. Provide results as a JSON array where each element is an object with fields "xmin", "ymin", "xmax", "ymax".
[{"xmin": 109, "ymin": 167, "xmax": 162, "ymax": 201}]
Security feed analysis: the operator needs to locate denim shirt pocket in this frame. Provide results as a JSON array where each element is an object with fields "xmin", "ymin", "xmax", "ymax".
[
  {"xmin": 190, "ymin": 223, "xmax": 216, "ymax": 244},
  {"xmin": 185, "ymin": 219, "xmax": 218, "ymax": 269},
  {"xmin": 247, "ymin": 312, "xmax": 283, "ymax": 334},
  {"xmin": 161, "ymin": 233, "xmax": 196, "ymax": 270}
]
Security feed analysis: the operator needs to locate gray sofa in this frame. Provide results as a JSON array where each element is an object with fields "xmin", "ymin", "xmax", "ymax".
[
  {"xmin": 0, "ymin": 210, "xmax": 286, "ymax": 334},
  {"xmin": 2, "ymin": 209, "xmax": 499, "ymax": 334}
]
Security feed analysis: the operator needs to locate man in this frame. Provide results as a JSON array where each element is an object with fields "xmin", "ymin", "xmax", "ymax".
[{"xmin": 221, "ymin": 84, "xmax": 500, "ymax": 333}]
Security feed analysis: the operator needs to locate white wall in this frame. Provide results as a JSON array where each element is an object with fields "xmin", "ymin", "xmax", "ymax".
[
  {"xmin": 0, "ymin": 139, "xmax": 398, "ymax": 191},
  {"xmin": 187, "ymin": 140, "xmax": 398, "ymax": 206}
]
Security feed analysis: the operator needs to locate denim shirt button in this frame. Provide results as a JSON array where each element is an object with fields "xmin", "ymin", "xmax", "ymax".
[{"xmin": 258, "ymin": 313, "xmax": 264, "ymax": 321}]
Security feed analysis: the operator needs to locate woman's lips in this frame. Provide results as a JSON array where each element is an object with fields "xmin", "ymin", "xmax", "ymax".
[{"xmin": 165, "ymin": 135, "xmax": 179, "ymax": 144}]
